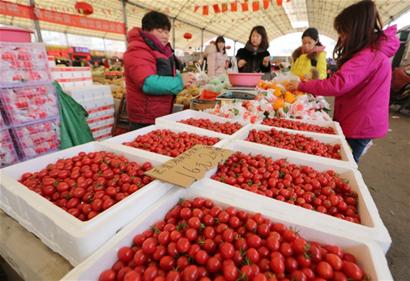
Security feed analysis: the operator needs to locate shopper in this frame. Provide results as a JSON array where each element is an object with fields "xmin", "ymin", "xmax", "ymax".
[
  {"xmin": 124, "ymin": 11, "xmax": 194, "ymax": 130},
  {"xmin": 203, "ymin": 36, "xmax": 229, "ymax": 77},
  {"xmin": 291, "ymin": 27, "xmax": 327, "ymax": 80},
  {"xmin": 236, "ymin": 26, "xmax": 271, "ymax": 73},
  {"xmin": 288, "ymin": 0, "xmax": 399, "ymax": 162}
]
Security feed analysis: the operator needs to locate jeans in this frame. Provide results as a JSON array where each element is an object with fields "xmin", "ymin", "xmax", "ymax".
[{"xmin": 346, "ymin": 138, "xmax": 372, "ymax": 163}]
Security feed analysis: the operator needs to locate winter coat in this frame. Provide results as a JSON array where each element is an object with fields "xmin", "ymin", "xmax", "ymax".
[
  {"xmin": 236, "ymin": 43, "xmax": 270, "ymax": 73},
  {"xmin": 291, "ymin": 48, "xmax": 327, "ymax": 80},
  {"xmin": 204, "ymin": 44, "xmax": 228, "ymax": 77},
  {"xmin": 298, "ymin": 25, "xmax": 400, "ymax": 138},
  {"xmin": 124, "ymin": 28, "xmax": 183, "ymax": 124}
]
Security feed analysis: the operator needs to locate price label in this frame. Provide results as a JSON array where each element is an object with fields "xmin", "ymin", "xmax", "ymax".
[{"xmin": 145, "ymin": 145, "xmax": 234, "ymax": 187}]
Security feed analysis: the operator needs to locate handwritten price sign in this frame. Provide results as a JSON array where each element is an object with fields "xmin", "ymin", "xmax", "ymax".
[{"xmin": 145, "ymin": 145, "xmax": 234, "ymax": 187}]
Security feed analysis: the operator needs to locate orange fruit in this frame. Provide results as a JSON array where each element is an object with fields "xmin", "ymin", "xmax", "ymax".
[
  {"xmin": 285, "ymin": 91, "xmax": 296, "ymax": 103},
  {"xmin": 273, "ymin": 98, "xmax": 285, "ymax": 110}
]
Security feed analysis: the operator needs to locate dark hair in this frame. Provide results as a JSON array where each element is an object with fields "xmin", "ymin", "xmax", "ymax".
[
  {"xmin": 248, "ymin": 26, "xmax": 269, "ymax": 51},
  {"xmin": 333, "ymin": 0, "xmax": 384, "ymax": 66},
  {"xmin": 215, "ymin": 36, "xmax": 226, "ymax": 54},
  {"xmin": 292, "ymin": 27, "xmax": 323, "ymax": 61},
  {"xmin": 142, "ymin": 11, "xmax": 171, "ymax": 31}
]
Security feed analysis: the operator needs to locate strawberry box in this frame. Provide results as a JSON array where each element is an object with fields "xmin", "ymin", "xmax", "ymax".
[
  {"xmin": 0, "ymin": 142, "xmax": 173, "ymax": 265},
  {"xmin": 61, "ymin": 184, "xmax": 392, "ymax": 281}
]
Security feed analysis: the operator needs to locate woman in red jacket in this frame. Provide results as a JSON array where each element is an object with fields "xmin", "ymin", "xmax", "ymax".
[{"xmin": 124, "ymin": 11, "xmax": 193, "ymax": 130}]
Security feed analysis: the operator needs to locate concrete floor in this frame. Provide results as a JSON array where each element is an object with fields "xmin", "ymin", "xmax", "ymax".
[
  {"xmin": 1, "ymin": 110, "xmax": 409, "ymax": 281},
  {"xmin": 358, "ymin": 113, "xmax": 410, "ymax": 281}
]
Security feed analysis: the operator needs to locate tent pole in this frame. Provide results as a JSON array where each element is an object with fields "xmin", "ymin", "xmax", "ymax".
[
  {"xmin": 201, "ymin": 28, "xmax": 204, "ymax": 52},
  {"xmin": 173, "ymin": 18, "xmax": 176, "ymax": 49},
  {"xmin": 233, "ymin": 40, "xmax": 237, "ymax": 55},
  {"xmin": 121, "ymin": 0, "xmax": 128, "ymax": 47},
  {"xmin": 29, "ymin": 0, "xmax": 43, "ymax": 42}
]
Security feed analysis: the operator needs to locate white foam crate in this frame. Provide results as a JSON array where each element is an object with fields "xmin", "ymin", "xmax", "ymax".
[
  {"xmin": 101, "ymin": 124, "xmax": 232, "ymax": 160},
  {"xmin": 62, "ymin": 185, "xmax": 392, "ymax": 281},
  {"xmin": 235, "ymin": 124, "xmax": 357, "ymax": 169},
  {"xmin": 0, "ymin": 141, "xmax": 173, "ymax": 266},
  {"xmin": 202, "ymin": 139, "xmax": 391, "ymax": 252},
  {"xmin": 155, "ymin": 109, "xmax": 247, "ymax": 139},
  {"xmin": 262, "ymin": 118, "xmax": 344, "ymax": 137}
]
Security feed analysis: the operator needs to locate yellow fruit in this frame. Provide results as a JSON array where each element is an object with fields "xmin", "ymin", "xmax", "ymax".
[
  {"xmin": 273, "ymin": 98, "xmax": 285, "ymax": 110},
  {"xmin": 285, "ymin": 91, "xmax": 296, "ymax": 104},
  {"xmin": 274, "ymin": 87, "xmax": 282, "ymax": 97}
]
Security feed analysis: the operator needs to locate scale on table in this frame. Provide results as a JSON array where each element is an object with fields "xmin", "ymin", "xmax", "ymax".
[{"xmin": 216, "ymin": 87, "xmax": 258, "ymax": 105}]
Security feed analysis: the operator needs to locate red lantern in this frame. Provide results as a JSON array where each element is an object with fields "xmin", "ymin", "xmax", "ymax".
[
  {"xmin": 226, "ymin": 45, "xmax": 231, "ymax": 50},
  {"xmin": 75, "ymin": 2, "xmax": 94, "ymax": 16},
  {"xmin": 183, "ymin": 32, "xmax": 192, "ymax": 40}
]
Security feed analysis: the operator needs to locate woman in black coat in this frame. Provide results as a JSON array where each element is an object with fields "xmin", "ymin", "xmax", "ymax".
[{"xmin": 236, "ymin": 26, "xmax": 271, "ymax": 73}]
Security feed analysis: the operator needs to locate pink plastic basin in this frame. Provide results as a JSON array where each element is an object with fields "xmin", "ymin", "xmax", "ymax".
[
  {"xmin": 228, "ymin": 73, "xmax": 263, "ymax": 87},
  {"xmin": 0, "ymin": 27, "xmax": 33, "ymax": 43}
]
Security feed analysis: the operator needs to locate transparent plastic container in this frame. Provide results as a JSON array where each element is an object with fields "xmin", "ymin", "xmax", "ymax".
[
  {"xmin": 11, "ymin": 117, "xmax": 60, "ymax": 160},
  {"xmin": 0, "ymin": 83, "xmax": 58, "ymax": 125},
  {"xmin": 0, "ymin": 128, "xmax": 18, "ymax": 167}
]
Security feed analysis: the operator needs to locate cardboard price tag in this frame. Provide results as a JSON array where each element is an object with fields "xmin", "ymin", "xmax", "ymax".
[{"xmin": 145, "ymin": 145, "xmax": 234, "ymax": 187}]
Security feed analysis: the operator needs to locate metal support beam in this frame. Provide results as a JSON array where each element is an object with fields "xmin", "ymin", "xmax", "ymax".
[
  {"xmin": 233, "ymin": 41, "xmax": 237, "ymax": 55},
  {"xmin": 29, "ymin": 0, "xmax": 43, "ymax": 42},
  {"xmin": 201, "ymin": 28, "xmax": 204, "ymax": 52},
  {"xmin": 121, "ymin": 0, "xmax": 128, "ymax": 47},
  {"xmin": 172, "ymin": 18, "xmax": 176, "ymax": 49}
]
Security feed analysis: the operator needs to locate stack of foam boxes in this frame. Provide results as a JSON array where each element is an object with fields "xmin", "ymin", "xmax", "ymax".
[
  {"xmin": 50, "ymin": 66, "xmax": 114, "ymax": 141},
  {"xmin": 63, "ymin": 85, "xmax": 114, "ymax": 141},
  {"xmin": 0, "ymin": 42, "xmax": 60, "ymax": 167}
]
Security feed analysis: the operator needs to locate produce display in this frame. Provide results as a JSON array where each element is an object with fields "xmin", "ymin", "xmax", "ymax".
[
  {"xmin": 0, "ymin": 129, "xmax": 18, "ymax": 167},
  {"xmin": 0, "ymin": 43, "xmax": 50, "ymax": 83},
  {"xmin": 123, "ymin": 130, "xmax": 220, "ymax": 157},
  {"xmin": 98, "ymin": 198, "xmax": 366, "ymax": 281},
  {"xmin": 212, "ymin": 152, "xmax": 360, "ymax": 223},
  {"xmin": 0, "ymin": 84, "xmax": 58, "ymax": 125},
  {"xmin": 262, "ymin": 118, "xmax": 336, "ymax": 135},
  {"xmin": 175, "ymin": 86, "xmax": 200, "ymax": 107},
  {"xmin": 247, "ymin": 129, "xmax": 341, "ymax": 160},
  {"xmin": 179, "ymin": 118, "xmax": 243, "ymax": 135},
  {"xmin": 18, "ymin": 151, "xmax": 154, "ymax": 221}
]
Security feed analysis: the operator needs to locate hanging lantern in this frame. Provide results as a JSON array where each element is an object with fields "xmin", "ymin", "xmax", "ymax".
[
  {"xmin": 75, "ymin": 2, "xmax": 94, "ymax": 16},
  {"xmin": 183, "ymin": 32, "xmax": 192, "ymax": 40},
  {"xmin": 226, "ymin": 45, "xmax": 231, "ymax": 50}
]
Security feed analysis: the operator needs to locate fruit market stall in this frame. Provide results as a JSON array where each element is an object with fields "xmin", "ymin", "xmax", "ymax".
[{"xmin": 0, "ymin": 107, "xmax": 393, "ymax": 280}]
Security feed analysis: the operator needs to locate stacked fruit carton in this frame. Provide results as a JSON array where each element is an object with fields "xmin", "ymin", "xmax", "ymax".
[{"xmin": 0, "ymin": 42, "xmax": 59, "ymax": 167}]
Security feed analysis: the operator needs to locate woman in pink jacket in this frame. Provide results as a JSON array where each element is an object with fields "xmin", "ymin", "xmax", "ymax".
[{"xmin": 289, "ymin": 0, "xmax": 399, "ymax": 162}]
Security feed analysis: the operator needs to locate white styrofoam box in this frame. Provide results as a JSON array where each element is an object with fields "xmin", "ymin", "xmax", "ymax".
[
  {"xmin": 201, "ymin": 139, "xmax": 391, "ymax": 251},
  {"xmin": 62, "ymin": 185, "xmax": 392, "ymax": 281},
  {"xmin": 155, "ymin": 109, "xmax": 247, "ymax": 139},
  {"xmin": 235, "ymin": 124, "xmax": 357, "ymax": 168},
  {"xmin": 0, "ymin": 142, "xmax": 173, "ymax": 266},
  {"xmin": 101, "ymin": 124, "xmax": 232, "ymax": 161},
  {"xmin": 262, "ymin": 118, "xmax": 344, "ymax": 137},
  {"xmin": 64, "ymin": 85, "xmax": 112, "ymax": 102}
]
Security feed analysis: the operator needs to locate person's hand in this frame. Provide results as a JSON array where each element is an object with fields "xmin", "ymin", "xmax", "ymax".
[
  {"xmin": 287, "ymin": 80, "xmax": 300, "ymax": 91},
  {"xmin": 237, "ymin": 59, "xmax": 247, "ymax": 68},
  {"xmin": 263, "ymin": 56, "xmax": 270, "ymax": 66},
  {"xmin": 181, "ymin": 72, "xmax": 195, "ymax": 87}
]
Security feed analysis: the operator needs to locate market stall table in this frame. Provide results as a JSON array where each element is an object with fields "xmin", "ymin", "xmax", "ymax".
[{"xmin": 0, "ymin": 210, "xmax": 72, "ymax": 280}]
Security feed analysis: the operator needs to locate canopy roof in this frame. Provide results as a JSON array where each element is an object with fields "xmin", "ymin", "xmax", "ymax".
[{"xmin": 1, "ymin": 0, "xmax": 409, "ymax": 50}]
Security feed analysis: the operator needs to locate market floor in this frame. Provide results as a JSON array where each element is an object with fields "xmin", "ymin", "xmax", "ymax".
[
  {"xmin": 358, "ymin": 112, "xmax": 410, "ymax": 281},
  {"xmin": 0, "ymin": 112, "xmax": 409, "ymax": 281}
]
